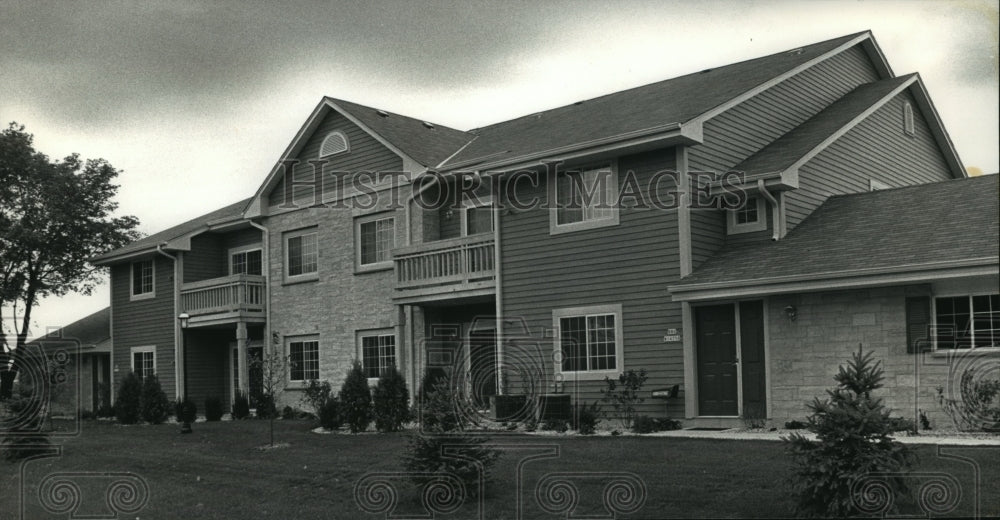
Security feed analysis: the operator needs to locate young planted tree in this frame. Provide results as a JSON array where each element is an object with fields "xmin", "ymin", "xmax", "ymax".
[
  {"xmin": 139, "ymin": 375, "xmax": 171, "ymax": 425},
  {"xmin": 339, "ymin": 360, "xmax": 373, "ymax": 433},
  {"xmin": 372, "ymin": 366, "xmax": 410, "ymax": 432},
  {"xmin": 601, "ymin": 368, "xmax": 648, "ymax": 431},
  {"xmin": 1, "ymin": 122, "xmax": 139, "ymax": 398},
  {"xmin": 784, "ymin": 346, "xmax": 916, "ymax": 518},
  {"xmin": 252, "ymin": 348, "xmax": 290, "ymax": 446}
]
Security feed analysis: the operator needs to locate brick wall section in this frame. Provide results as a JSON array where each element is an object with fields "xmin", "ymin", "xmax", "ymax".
[
  {"xmin": 767, "ymin": 285, "xmax": 957, "ymax": 429},
  {"xmin": 264, "ymin": 191, "xmax": 408, "ymax": 408}
]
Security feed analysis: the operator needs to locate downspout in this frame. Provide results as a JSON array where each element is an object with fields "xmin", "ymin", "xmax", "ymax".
[
  {"xmin": 249, "ymin": 221, "xmax": 271, "ymax": 357},
  {"xmin": 756, "ymin": 179, "xmax": 781, "ymax": 241},
  {"xmin": 156, "ymin": 243, "xmax": 182, "ymax": 400},
  {"xmin": 492, "ymin": 172, "xmax": 504, "ymax": 396}
]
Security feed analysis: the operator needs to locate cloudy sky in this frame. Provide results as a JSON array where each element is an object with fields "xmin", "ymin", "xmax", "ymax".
[{"xmin": 2, "ymin": 0, "xmax": 997, "ymax": 336}]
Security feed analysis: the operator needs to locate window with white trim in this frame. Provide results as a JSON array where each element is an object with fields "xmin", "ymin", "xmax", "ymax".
[
  {"xmin": 130, "ymin": 259, "xmax": 154, "ymax": 299},
  {"xmin": 356, "ymin": 214, "xmax": 395, "ymax": 269},
  {"xmin": 285, "ymin": 228, "xmax": 318, "ymax": 279},
  {"xmin": 727, "ymin": 196, "xmax": 766, "ymax": 234},
  {"xmin": 360, "ymin": 332, "xmax": 396, "ymax": 379},
  {"xmin": 552, "ymin": 164, "xmax": 619, "ymax": 232},
  {"xmin": 553, "ymin": 304, "xmax": 624, "ymax": 379},
  {"xmin": 288, "ymin": 338, "xmax": 320, "ymax": 381},
  {"xmin": 934, "ymin": 294, "xmax": 1000, "ymax": 349},
  {"xmin": 319, "ymin": 131, "xmax": 349, "ymax": 157},
  {"xmin": 130, "ymin": 346, "xmax": 155, "ymax": 381},
  {"xmin": 231, "ymin": 248, "xmax": 262, "ymax": 275}
]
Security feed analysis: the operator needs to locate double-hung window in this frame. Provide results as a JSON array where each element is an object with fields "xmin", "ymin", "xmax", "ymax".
[
  {"xmin": 727, "ymin": 195, "xmax": 766, "ymax": 234},
  {"xmin": 934, "ymin": 294, "xmax": 1000, "ymax": 349},
  {"xmin": 551, "ymin": 163, "xmax": 619, "ymax": 233},
  {"xmin": 130, "ymin": 259, "xmax": 154, "ymax": 299},
  {"xmin": 130, "ymin": 346, "xmax": 156, "ymax": 381},
  {"xmin": 360, "ymin": 332, "xmax": 396, "ymax": 379},
  {"xmin": 356, "ymin": 214, "xmax": 395, "ymax": 270},
  {"xmin": 288, "ymin": 339, "xmax": 320, "ymax": 381},
  {"xmin": 554, "ymin": 304, "xmax": 624, "ymax": 380},
  {"xmin": 285, "ymin": 228, "xmax": 318, "ymax": 280}
]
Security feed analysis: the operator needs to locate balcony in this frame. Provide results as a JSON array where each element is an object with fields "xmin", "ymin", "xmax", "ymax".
[
  {"xmin": 180, "ymin": 274, "xmax": 266, "ymax": 327},
  {"xmin": 392, "ymin": 235, "xmax": 496, "ymax": 304}
]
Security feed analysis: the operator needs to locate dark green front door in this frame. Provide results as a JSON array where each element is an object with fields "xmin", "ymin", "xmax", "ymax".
[{"xmin": 696, "ymin": 304, "xmax": 738, "ymax": 416}]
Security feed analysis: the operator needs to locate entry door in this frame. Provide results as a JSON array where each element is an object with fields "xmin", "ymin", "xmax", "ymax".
[
  {"xmin": 696, "ymin": 304, "xmax": 738, "ymax": 416},
  {"xmin": 467, "ymin": 328, "xmax": 497, "ymax": 410},
  {"xmin": 739, "ymin": 301, "xmax": 767, "ymax": 417}
]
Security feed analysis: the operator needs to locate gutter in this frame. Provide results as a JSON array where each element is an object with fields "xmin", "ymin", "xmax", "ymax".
[
  {"xmin": 248, "ymin": 221, "xmax": 272, "ymax": 357},
  {"xmin": 492, "ymin": 181, "xmax": 504, "ymax": 396},
  {"xmin": 756, "ymin": 179, "xmax": 782, "ymax": 241},
  {"xmin": 156, "ymin": 243, "xmax": 183, "ymax": 400}
]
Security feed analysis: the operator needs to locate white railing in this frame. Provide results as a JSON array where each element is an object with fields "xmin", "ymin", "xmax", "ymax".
[
  {"xmin": 180, "ymin": 274, "xmax": 265, "ymax": 316},
  {"xmin": 394, "ymin": 235, "xmax": 495, "ymax": 290}
]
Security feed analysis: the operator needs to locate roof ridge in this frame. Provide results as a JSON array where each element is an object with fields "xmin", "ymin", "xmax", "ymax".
[{"xmin": 826, "ymin": 174, "xmax": 997, "ymax": 200}]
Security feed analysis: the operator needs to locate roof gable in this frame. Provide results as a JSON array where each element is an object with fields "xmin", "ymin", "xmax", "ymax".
[{"xmin": 27, "ymin": 307, "xmax": 111, "ymax": 349}]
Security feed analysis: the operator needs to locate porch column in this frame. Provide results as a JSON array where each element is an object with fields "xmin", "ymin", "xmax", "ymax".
[{"xmin": 236, "ymin": 321, "xmax": 249, "ymax": 395}]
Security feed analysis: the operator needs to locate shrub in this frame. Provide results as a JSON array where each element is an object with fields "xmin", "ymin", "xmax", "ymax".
[
  {"xmin": 600, "ymin": 368, "xmax": 648, "ymax": 431},
  {"xmin": 232, "ymin": 391, "xmax": 250, "ymax": 420},
  {"xmin": 632, "ymin": 415, "xmax": 656, "ymax": 434},
  {"xmin": 653, "ymin": 417, "xmax": 682, "ymax": 431},
  {"xmin": 403, "ymin": 375, "xmax": 500, "ymax": 495},
  {"xmin": 139, "ymin": 375, "xmax": 171, "ymax": 424},
  {"xmin": 541, "ymin": 418, "xmax": 568, "ymax": 433},
  {"xmin": 784, "ymin": 420, "xmax": 807, "ymax": 430},
  {"xmin": 255, "ymin": 394, "xmax": 277, "ymax": 419},
  {"xmin": 318, "ymin": 397, "xmax": 342, "ymax": 430},
  {"xmin": 784, "ymin": 346, "xmax": 915, "ymax": 518},
  {"xmin": 281, "ymin": 405, "xmax": 296, "ymax": 420},
  {"xmin": 174, "ymin": 399, "xmax": 197, "ymax": 424},
  {"xmin": 339, "ymin": 360, "xmax": 373, "ymax": 433},
  {"xmin": 373, "ymin": 366, "xmax": 411, "ymax": 433},
  {"xmin": 300, "ymin": 379, "xmax": 333, "ymax": 416},
  {"xmin": 114, "ymin": 373, "xmax": 142, "ymax": 424},
  {"xmin": 1, "ymin": 384, "xmax": 53, "ymax": 461},
  {"xmin": 204, "ymin": 396, "xmax": 224, "ymax": 422},
  {"xmin": 937, "ymin": 369, "xmax": 1000, "ymax": 431},
  {"xmin": 574, "ymin": 402, "xmax": 601, "ymax": 434}
]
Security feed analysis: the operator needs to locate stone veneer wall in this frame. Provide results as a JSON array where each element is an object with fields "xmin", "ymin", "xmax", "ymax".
[{"xmin": 767, "ymin": 285, "xmax": 969, "ymax": 430}]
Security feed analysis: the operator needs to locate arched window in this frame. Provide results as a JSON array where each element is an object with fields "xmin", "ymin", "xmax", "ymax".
[
  {"xmin": 320, "ymin": 131, "xmax": 349, "ymax": 157},
  {"xmin": 902, "ymin": 102, "xmax": 915, "ymax": 137}
]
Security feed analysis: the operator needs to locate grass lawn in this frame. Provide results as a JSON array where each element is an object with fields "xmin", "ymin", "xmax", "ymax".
[{"xmin": 2, "ymin": 419, "xmax": 997, "ymax": 519}]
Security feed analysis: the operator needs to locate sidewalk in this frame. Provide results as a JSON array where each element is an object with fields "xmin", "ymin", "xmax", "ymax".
[{"xmin": 646, "ymin": 428, "xmax": 1000, "ymax": 446}]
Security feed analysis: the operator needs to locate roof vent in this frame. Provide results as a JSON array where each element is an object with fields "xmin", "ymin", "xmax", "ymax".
[
  {"xmin": 573, "ymin": 101, "xmax": 584, "ymax": 106},
  {"xmin": 699, "ymin": 68, "xmax": 712, "ymax": 74},
  {"xmin": 376, "ymin": 109, "xmax": 389, "ymax": 117},
  {"xmin": 787, "ymin": 48, "xmax": 804, "ymax": 56},
  {"xmin": 422, "ymin": 121, "xmax": 435, "ymax": 129}
]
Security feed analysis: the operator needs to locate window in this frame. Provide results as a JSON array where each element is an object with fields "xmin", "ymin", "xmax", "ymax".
[
  {"xmin": 726, "ymin": 196, "xmax": 767, "ymax": 234},
  {"xmin": 551, "ymin": 163, "xmax": 619, "ymax": 233},
  {"xmin": 130, "ymin": 259, "xmax": 154, "ymax": 299},
  {"xmin": 356, "ymin": 214, "xmax": 395, "ymax": 269},
  {"xmin": 319, "ymin": 131, "xmax": 349, "ymax": 157},
  {"xmin": 360, "ymin": 333, "xmax": 396, "ymax": 379},
  {"xmin": 230, "ymin": 248, "xmax": 262, "ymax": 275},
  {"xmin": 285, "ymin": 229, "xmax": 318, "ymax": 279},
  {"xmin": 463, "ymin": 199, "xmax": 494, "ymax": 236},
  {"xmin": 869, "ymin": 178, "xmax": 891, "ymax": 191},
  {"xmin": 288, "ymin": 339, "xmax": 320, "ymax": 381},
  {"xmin": 902, "ymin": 102, "xmax": 915, "ymax": 137},
  {"xmin": 553, "ymin": 304, "xmax": 624, "ymax": 380},
  {"xmin": 130, "ymin": 346, "xmax": 155, "ymax": 381},
  {"xmin": 934, "ymin": 294, "xmax": 1000, "ymax": 349}
]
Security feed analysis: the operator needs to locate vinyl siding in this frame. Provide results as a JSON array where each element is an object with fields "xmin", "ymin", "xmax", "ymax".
[
  {"xmin": 500, "ymin": 147, "xmax": 684, "ymax": 417},
  {"xmin": 688, "ymin": 44, "xmax": 881, "ymax": 264},
  {"xmin": 183, "ymin": 235, "xmax": 226, "ymax": 283},
  {"xmin": 111, "ymin": 256, "xmax": 176, "ymax": 396},
  {"xmin": 184, "ymin": 329, "xmax": 231, "ymax": 410},
  {"xmin": 267, "ymin": 110, "xmax": 404, "ymax": 209},
  {"xmin": 785, "ymin": 90, "xmax": 954, "ymax": 230}
]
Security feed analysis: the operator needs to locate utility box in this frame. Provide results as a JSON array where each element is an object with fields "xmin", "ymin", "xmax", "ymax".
[{"xmin": 537, "ymin": 394, "xmax": 572, "ymax": 422}]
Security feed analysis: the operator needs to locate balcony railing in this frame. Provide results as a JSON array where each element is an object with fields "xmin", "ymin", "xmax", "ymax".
[
  {"xmin": 393, "ymin": 235, "xmax": 496, "ymax": 301},
  {"xmin": 180, "ymin": 274, "xmax": 266, "ymax": 320}
]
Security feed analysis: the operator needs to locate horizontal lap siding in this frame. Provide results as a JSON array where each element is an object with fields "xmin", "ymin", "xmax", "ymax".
[
  {"xmin": 786, "ymin": 91, "xmax": 954, "ymax": 230},
  {"xmin": 501, "ymin": 148, "xmax": 684, "ymax": 417},
  {"xmin": 111, "ymin": 257, "xmax": 176, "ymax": 396},
  {"xmin": 687, "ymin": 44, "xmax": 881, "ymax": 258},
  {"xmin": 267, "ymin": 110, "xmax": 404, "ymax": 209},
  {"xmin": 223, "ymin": 228, "xmax": 264, "ymax": 251},
  {"xmin": 184, "ymin": 235, "xmax": 226, "ymax": 283},
  {"xmin": 184, "ymin": 329, "xmax": 230, "ymax": 410}
]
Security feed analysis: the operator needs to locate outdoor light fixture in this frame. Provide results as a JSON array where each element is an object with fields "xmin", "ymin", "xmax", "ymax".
[
  {"xmin": 784, "ymin": 305, "xmax": 798, "ymax": 322},
  {"xmin": 177, "ymin": 313, "xmax": 192, "ymax": 434}
]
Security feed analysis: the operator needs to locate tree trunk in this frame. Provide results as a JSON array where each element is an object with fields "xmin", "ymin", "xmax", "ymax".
[{"xmin": 1, "ymin": 284, "xmax": 36, "ymax": 399}]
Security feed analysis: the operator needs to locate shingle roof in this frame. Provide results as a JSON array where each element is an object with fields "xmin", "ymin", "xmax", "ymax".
[
  {"xmin": 675, "ymin": 175, "xmax": 999, "ymax": 288},
  {"xmin": 733, "ymin": 74, "xmax": 914, "ymax": 175},
  {"xmin": 442, "ymin": 32, "xmax": 868, "ymax": 168},
  {"xmin": 330, "ymin": 98, "xmax": 473, "ymax": 167},
  {"xmin": 27, "ymin": 307, "xmax": 110, "ymax": 349},
  {"xmin": 91, "ymin": 197, "xmax": 251, "ymax": 263}
]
